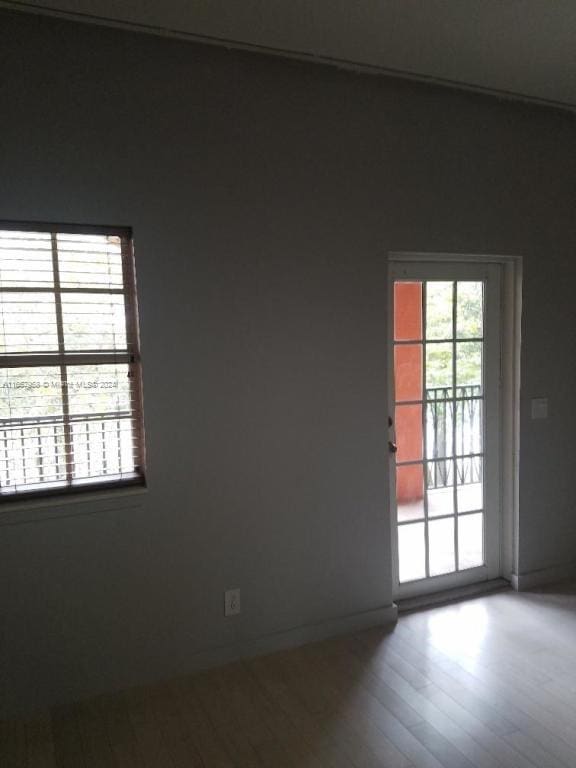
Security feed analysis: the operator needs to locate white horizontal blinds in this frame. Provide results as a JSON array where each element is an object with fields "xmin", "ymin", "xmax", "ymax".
[
  {"xmin": 0, "ymin": 232, "xmax": 57, "ymax": 356},
  {"xmin": 58, "ymin": 234, "xmax": 128, "ymax": 354},
  {"xmin": 57, "ymin": 233, "xmax": 124, "ymax": 290},
  {"xmin": 0, "ymin": 227, "xmax": 143, "ymax": 496}
]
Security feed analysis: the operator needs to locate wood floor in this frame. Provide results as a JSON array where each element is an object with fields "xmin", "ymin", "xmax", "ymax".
[{"xmin": 3, "ymin": 583, "xmax": 576, "ymax": 767}]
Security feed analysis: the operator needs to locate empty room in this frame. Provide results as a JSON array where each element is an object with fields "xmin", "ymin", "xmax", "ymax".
[{"xmin": 1, "ymin": 1, "xmax": 576, "ymax": 766}]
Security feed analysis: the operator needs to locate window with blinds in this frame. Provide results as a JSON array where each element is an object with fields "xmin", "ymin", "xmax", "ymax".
[{"xmin": 0, "ymin": 222, "xmax": 145, "ymax": 499}]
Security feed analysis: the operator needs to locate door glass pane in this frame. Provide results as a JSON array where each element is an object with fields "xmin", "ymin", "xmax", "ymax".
[
  {"xmin": 394, "ymin": 282, "xmax": 422, "ymax": 341},
  {"xmin": 394, "ymin": 344, "xmax": 422, "ymax": 402},
  {"xmin": 458, "ymin": 513, "xmax": 484, "ymax": 569},
  {"xmin": 457, "ymin": 483, "xmax": 483, "ymax": 513},
  {"xmin": 426, "ymin": 342, "xmax": 453, "ymax": 392},
  {"xmin": 394, "ymin": 273, "xmax": 491, "ymax": 591},
  {"xmin": 429, "ymin": 517, "xmax": 456, "ymax": 576},
  {"xmin": 457, "ymin": 457, "xmax": 483, "ymax": 512},
  {"xmin": 455, "ymin": 399, "xmax": 482, "ymax": 456},
  {"xmin": 397, "ymin": 464, "xmax": 424, "ymax": 522},
  {"xmin": 427, "ymin": 486, "xmax": 454, "ymax": 517},
  {"xmin": 457, "ymin": 282, "xmax": 483, "ymax": 339},
  {"xmin": 395, "ymin": 404, "xmax": 422, "ymax": 462},
  {"xmin": 398, "ymin": 523, "xmax": 426, "ymax": 583},
  {"xmin": 426, "ymin": 398, "xmax": 453, "ymax": 459},
  {"xmin": 426, "ymin": 282, "xmax": 453, "ymax": 339},
  {"xmin": 456, "ymin": 341, "xmax": 482, "ymax": 390},
  {"xmin": 427, "ymin": 459, "xmax": 454, "ymax": 517}
]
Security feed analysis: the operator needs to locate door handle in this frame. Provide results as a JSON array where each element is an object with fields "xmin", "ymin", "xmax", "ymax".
[{"xmin": 388, "ymin": 417, "xmax": 397, "ymax": 453}]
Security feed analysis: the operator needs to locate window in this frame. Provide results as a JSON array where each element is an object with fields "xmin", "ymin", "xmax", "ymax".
[{"xmin": 0, "ymin": 222, "xmax": 145, "ymax": 499}]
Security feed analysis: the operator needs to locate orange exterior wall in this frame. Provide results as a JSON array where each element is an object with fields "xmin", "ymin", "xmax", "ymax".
[{"xmin": 394, "ymin": 283, "xmax": 424, "ymax": 502}]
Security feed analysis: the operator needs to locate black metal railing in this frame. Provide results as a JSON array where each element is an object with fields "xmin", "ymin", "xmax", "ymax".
[{"xmin": 426, "ymin": 385, "xmax": 482, "ymax": 489}]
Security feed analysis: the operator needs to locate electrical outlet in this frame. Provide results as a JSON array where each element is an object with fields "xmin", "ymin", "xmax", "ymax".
[{"xmin": 224, "ymin": 588, "xmax": 241, "ymax": 616}]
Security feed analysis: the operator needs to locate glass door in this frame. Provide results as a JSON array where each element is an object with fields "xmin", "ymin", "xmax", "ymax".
[{"xmin": 389, "ymin": 260, "xmax": 501, "ymax": 599}]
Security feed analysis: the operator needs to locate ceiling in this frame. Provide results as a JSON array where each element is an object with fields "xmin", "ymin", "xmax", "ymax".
[{"xmin": 3, "ymin": 0, "xmax": 576, "ymax": 109}]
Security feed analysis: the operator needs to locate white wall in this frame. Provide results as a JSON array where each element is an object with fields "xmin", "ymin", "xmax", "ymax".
[
  {"xmin": 1, "ymin": 10, "xmax": 575, "ymax": 717},
  {"xmin": 9, "ymin": 0, "xmax": 576, "ymax": 105}
]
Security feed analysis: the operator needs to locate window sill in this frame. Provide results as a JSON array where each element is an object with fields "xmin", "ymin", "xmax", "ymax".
[{"xmin": 0, "ymin": 481, "xmax": 147, "ymax": 527}]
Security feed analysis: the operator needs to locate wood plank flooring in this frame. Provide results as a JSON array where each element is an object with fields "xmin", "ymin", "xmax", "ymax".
[{"xmin": 3, "ymin": 583, "xmax": 576, "ymax": 767}]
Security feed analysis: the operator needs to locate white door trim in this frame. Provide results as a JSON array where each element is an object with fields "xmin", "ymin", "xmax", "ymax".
[
  {"xmin": 387, "ymin": 253, "xmax": 522, "ymax": 600},
  {"xmin": 390, "ymin": 251, "xmax": 522, "ymax": 265}
]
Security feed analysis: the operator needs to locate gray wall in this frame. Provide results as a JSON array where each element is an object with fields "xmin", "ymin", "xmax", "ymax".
[{"xmin": 1, "ymin": 10, "xmax": 575, "ymax": 717}]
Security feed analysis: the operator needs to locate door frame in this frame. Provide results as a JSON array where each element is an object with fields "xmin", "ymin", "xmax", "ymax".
[{"xmin": 387, "ymin": 252, "xmax": 522, "ymax": 600}]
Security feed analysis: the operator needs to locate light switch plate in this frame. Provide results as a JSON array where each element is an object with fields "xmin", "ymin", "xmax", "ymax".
[{"xmin": 531, "ymin": 398, "xmax": 548, "ymax": 420}]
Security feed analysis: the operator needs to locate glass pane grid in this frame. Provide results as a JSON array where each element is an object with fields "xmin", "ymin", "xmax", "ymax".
[{"xmin": 395, "ymin": 279, "xmax": 486, "ymax": 584}]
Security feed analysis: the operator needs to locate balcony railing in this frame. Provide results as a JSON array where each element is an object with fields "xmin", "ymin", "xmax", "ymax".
[
  {"xmin": 2, "ymin": 389, "xmax": 482, "ymax": 494},
  {"xmin": 0, "ymin": 412, "xmax": 134, "ymax": 492},
  {"xmin": 426, "ymin": 385, "xmax": 482, "ymax": 489}
]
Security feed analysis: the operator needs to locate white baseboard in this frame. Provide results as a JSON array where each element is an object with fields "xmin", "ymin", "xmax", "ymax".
[
  {"xmin": 2, "ymin": 603, "xmax": 398, "ymax": 719},
  {"xmin": 511, "ymin": 562, "xmax": 576, "ymax": 591},
  {"xmin": 182, "ymin": 603, "xmax": 399, "ymax": 674}
]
